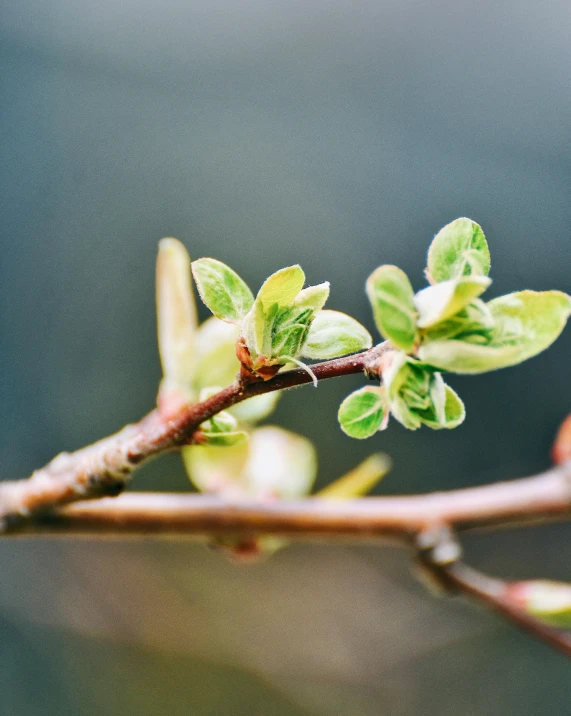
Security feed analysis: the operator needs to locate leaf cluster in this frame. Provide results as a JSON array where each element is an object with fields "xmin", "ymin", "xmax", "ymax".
[{"xmin": 339, "ymin": 218, "xmax": 571, "ymax": 438}]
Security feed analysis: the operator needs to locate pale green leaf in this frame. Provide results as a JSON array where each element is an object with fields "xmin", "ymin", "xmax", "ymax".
[
  {"xmin": 192, "ymin": 258, "xmax": 254, "ymax": 323},
  {"xmin": 426, "ymin": 218, "xmax": 490, "ymax": 283},
  {"xmin": 417, "ymin": 383, "xmax": 466, "ymax": 430},
  {"xmin": 292, "ymin": 282, "xmax": 330, "ymax": 312},
  {"xmin": 418, "ymin": 339, "xmax": 521, "ymax": 374},
  {"xmin": 156, "ymin": 238, "xmax": 197, "ymax": 399},
  {"xmin": 302, "ymin": 310, "xmax": 373, "ymax": 360},
  {"xmin": 388, "ymin": 395, "xmax": 422, "ymax": 430},
  {"xmin": 366, "ymin": 265, "xmax": 418, "ymax": 352},
  {"xmin": 380, "ymin": 353, "xmax": 425, "ymax": 430},
  {"xmin": 418, "ymin": 290, "xmax": 571, "ymax": 373},
  {"xmin": 381, "ymin": 352, "xmax": 463, "ymax": 431},
  {"xmin": 316, "ymin": 453, "xmax": 392, "ymax": 499},
  {"xmin": 201, "ymin": 430, "xmax": 249, "ymax": 447},
  {"xmin": 183, "ymin": 426, "xmax": 316, "ymax": 499},
  {"xmin": 415, "ymin": 275, "xmax": 491, "ymax": 328},
  {"xmin": 241, "ymin": 298, "xmax": 270, "ymax": 356},
  {"xmin": 488, "ymin": 290, "xmax": 571, "ymax": 361},
  {"xmin": 199, "ymin": 409, "xmax": 248, "ymax": 447},
  {"xmin": 229, "ymin": 392, "xmax": 280, "ymax": 424},
  {"xmin": 244, "ymin": 426, "xmax": 317, "ymax": 499},
  {"xmin": 338, "ymin": 386, "xmax": 388, "ymax": 439},
  {"xmin": 256, "ymin": 265, "xmax": 305, "ymax": 310},
  {"xmin": 193, "ymin": 317, "xmax": 240, "ymax": 389},
  {"xmin": 271, "ymin": 307, "xmax": 313, "ymax": 358},
  {"xmin": 423, "ymin": 299, "xmax": 495, "ymax": 342},
  {"xmin": 182, "ymin": 441, "xmax": 250, "ymax": 495}
]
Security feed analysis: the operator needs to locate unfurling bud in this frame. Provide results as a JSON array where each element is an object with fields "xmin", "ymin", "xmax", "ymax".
[{"xmin": 504, "ymin": 580, "xmax": 571, "ymax": 628}]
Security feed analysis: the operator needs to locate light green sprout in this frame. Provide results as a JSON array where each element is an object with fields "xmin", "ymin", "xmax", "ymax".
[{"xmin": 191, "ymin": 258, "xmax": 372, "ymax": 382}]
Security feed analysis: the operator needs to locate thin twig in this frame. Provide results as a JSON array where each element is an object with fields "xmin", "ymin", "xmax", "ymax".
[
  {"xmin": 440, "ymin": 562, "xmax": 571, "ymax": 659},
  {"xmin": 414, "ymin": 527, "xmax": 571, "ymax": 658}
]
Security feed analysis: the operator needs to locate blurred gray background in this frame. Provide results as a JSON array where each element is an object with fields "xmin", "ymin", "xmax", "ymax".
[{"xmin": 1, "ymin": 1, "xmax": 571, "ymax": 714}]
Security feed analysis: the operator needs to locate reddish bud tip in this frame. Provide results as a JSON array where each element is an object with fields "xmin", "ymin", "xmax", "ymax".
[{"xmin": 552, "ymin": 414, "xmax": 571, "ymax": 465}]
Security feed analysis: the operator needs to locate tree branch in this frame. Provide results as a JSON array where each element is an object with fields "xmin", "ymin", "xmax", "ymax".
[
  {"xmin": 0, "ymin": 344, "xmax": 389, "ymax": 529},
  {"xmin": 3, "ymin": 337, "xmax": 571, "ymax": 659},
  {"xmin": 6, "ymin": 463, "xmax": 571, "ymax": 538}
]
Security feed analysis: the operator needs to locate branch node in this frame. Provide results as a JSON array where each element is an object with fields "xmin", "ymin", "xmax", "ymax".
[{"xmin": 414, "ymin": 526, "xmax": 463, "ymax": 595}]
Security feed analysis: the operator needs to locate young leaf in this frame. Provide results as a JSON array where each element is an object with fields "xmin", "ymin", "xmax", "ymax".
[
  {"xmin": 184, "ymin": 426, "xmax": 316, "ymax": 500},
  {"xmin": 256, "ymin": 265, "xmax": 305, "ymax": 310},
  {"xmin": 338, "ymin": 386, "xmax": 388, "ymax": 439},
  {"xmin": 366, "ymin": 265, "xmax": 418, "ymax": 352},
  {"xmin": 426, "ymin": 218, "xmax": 490, "ymax": 283},
  {"xmin": 488, "ymin": 290, "xmax": 571, "ymax": 362},
  {"xmin": 193, "ymin": 317, "xmax": 241, "ymax": 389},
  {"xmin": 242, "ymin": 297, "xmax": 271, "ymax": 357},
  {"xmin": 416, "ymin": 382, "xmax": 466, "ymax": 430},
  {"xmin": 156, "ymin": 238, "xmax": 197, "ymax": 400},
  {"xmin": 422, "ymin": 299, "xmax": 495, "ymax": 342},
  {"xmin": 201, "ymin": 429, "xmax": 249, "ymax": 447},
  {"xmin": 182, "ymin": 441, "xmax": 250, "ymax": 495},
  {"xmin": 302, "ymin": 310, "xmax": 373, "ymax": 360},
  {"xmin": 414, "ymin": 275, "xmax": 491, "ymax": 328},
  {"xmin": 292, "ymin": 282, "xmax": 330, "ymax": 312},
  {"xmin": 199, "ymin": 409, "xmax": 248, "ymax": 446},
  {"xmin": 271, "ymin": 307, "xmax": 313, "ymax": 358},
  {"xmin": 381, "ymin": 352, "xmax": 462, "ymax": 431},
  {"xmin": 192, "ymin": 258, "xmax": 254, "ymax": 323},
  {"xmin": 316, "ymin": 453, "xmax": 392, "ymax": 499},
  {"xmin": 418, "ymin": 290, "xmax": 571, "ymax": 373},
  {"xmin": 244, "ymin": 426, "xmax": 317, "ymax": 499}
]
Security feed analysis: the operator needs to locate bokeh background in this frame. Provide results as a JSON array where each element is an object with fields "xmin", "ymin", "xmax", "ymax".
[{"xmin": 2, "ymin": 1, "xmax": 571, "ymax": 713}]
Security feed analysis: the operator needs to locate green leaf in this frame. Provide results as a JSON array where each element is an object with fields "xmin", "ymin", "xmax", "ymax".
[
  {"xmin": 201, "ymin": 430, "xmax": 249, "ymax": 447},
  {"xmin": 416, "ymin": 381, "xmax": 466, "ymax": 430},
  {"xmin": 415, "ymin": 275, "xmax": 491, "ymax": 328},
  {"xmin": 192, "ymin": 318, "xmax": 281, "ymax": 423},
  {"xmin": 366, "ymin": 265, "xmax": 418, "ymax": 352},
  {"xmin": 192, "ymin": 258, "xmax": 254, "ymax": 323},
  {"xmin": 271, "ymin": 306, "xmax": 313, "ymax": 358},
  {"xmin": 242, "ymin": 297, "xmax": 271, "ymax": 357},
  {"xmin": 488, "ymin": 290, "xmax": 571, "ymax": 360},
  {"xmin": 426, "ymin": 218, "xmax": 490, "ymax": 283},
  {"xmin": 338, "ymin": 386, "xmax": 388, "ymax": 439},
  {"xmin": 381, "ymin": 352, "xmax": 463, "ymax": 431},
  {"xmin": 316, "ymin": 453, "xmax": 392, "ymax": 499},
  {"xmin": 200, "ymin": 409, "xmax": 248, "ymax": 447},
  {"xmin": 418, "ymin": 290, "xmax": 571, "ymax": 374},
  {"xmin": 422, "ymin": 299, "xmax": 495, "ymax": 342},
  {"xmin": 256, "ymin": 265, "xmax": 305, "ymax": 310},
  {"xmin": 156, "ymin": 238, "xmax": 197, "ymax": 400},
  {"xmin": 292, "ymin": 282, "xmax": 330, "ymax": 312},
  {"xmin": 302, "ymin": 310, "xmax": 373, "ymax": 360}
]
